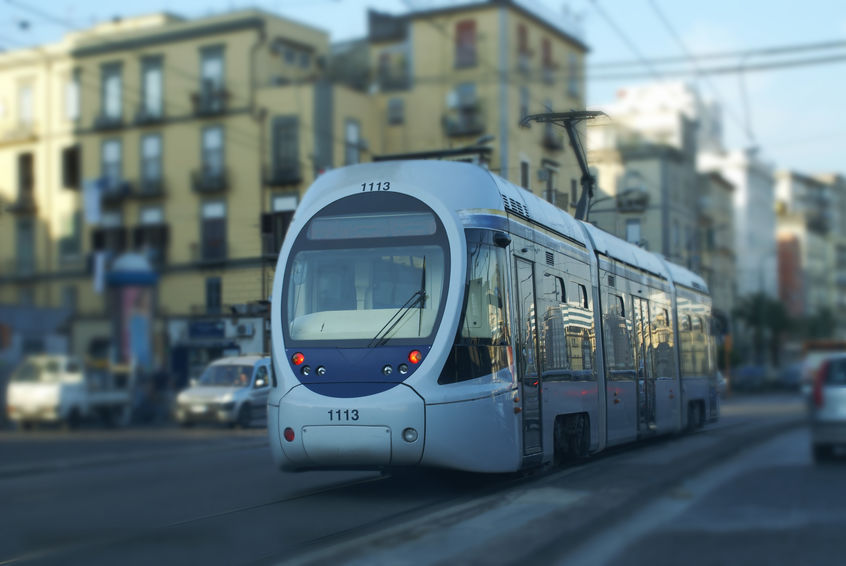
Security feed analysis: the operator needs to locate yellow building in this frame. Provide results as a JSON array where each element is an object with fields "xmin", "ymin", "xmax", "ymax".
[{"xmin": 0, "ymin": 2, "xmax": 588, "ymax": 385}]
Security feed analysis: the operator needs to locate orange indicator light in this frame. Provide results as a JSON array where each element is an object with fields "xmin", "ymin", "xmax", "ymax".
[
  {"xmin": 292, "ymin": 352, "xmax": 305, "ymax": 366},
  {"xmin": 408, "ymin": 350, "xmax": 423, "ymax": 364}
]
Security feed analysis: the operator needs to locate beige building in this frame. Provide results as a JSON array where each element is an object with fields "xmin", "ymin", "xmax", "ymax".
[
  {"xmin": 586, "ymin": 113, "xmax": 700, "ymax": 268},
  {"xmin": 775, "ymin": 170, "xmax": 837, "ymax": 321},
  {"xmin": 0, "ymin": 2, "xmax": 588, "ymax": 384},
  {"xmin": 697, "ymin": 172, "xmax": 736, "ymax": 328}
]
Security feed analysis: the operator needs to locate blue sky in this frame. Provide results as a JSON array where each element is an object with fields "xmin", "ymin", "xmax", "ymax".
[{"xmin": 5, "ymin": 0, "xmax": 846, "ymax": 175}]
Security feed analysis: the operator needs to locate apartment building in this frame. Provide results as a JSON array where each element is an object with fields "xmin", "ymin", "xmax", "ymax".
[
  {"xmin": 339, "ymin": 2, "xmax": 588, "ymax": 209},
  {"xmin": 0, "ymin": 2, "xmax": 589, "ymax": 383}
]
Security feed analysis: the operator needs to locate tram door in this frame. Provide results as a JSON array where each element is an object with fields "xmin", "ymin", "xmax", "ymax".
[
  {"xmin": 632, "ymin": 296, "xmax": 656, "ymax": 433},
  {"xmin": 515, "ymin": 258, "xmax": 543, "ymax": 458}
]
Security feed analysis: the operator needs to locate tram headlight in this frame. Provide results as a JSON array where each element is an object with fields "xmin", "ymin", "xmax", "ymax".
[
  {"xmin": 402, "ymin": 428, "xmax": 418, "ymax": 443},
  {"xmin": 399, "ymin": 364, "xmax": 409, "ymax": 374},
  {"xmin": 382, "ymin": 365, "xmax": 393, "ymax": 376},
  {"xmin": 301, "ymin": 365, "xmax": 312, "ymax": 376},
  {"xmin": 316, "ymin": 366, "xmax": 326, "ymax": 376}
]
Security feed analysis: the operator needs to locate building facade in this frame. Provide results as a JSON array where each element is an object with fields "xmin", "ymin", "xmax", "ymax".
[{"xmin": 0, "ymin": 1, "xmax": 589, "ymax": 384}]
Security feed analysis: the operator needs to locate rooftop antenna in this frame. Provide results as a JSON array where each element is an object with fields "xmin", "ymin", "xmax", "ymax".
[{"xmin": 519, "ymin": 110, "xmax": 605, "ymax": 221}]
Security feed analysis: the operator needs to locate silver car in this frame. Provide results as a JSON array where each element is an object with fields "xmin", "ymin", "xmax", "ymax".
[
  {"xmin": 175, "ymin": 355, "xmax": 271, "ymax": 428},
  {"xmin": 809, "ymin": 352, "xmax": 846, "ymax": 462}
]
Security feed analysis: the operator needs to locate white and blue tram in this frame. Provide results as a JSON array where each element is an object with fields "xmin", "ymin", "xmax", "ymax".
[{"xmin": 267, "ymin": 160, "xmax": 718, "ymax": 473}]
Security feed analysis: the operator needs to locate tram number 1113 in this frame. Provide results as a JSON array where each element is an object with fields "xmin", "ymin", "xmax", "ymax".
[{"xmin": 328, "ymin": 409, "xmax": 360, "ymax": 421}]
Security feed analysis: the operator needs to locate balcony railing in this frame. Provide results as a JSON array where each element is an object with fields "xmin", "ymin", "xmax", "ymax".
[
  {"xmin": 100, "ymin": 181, "xmax": 133, "ymax": 205},
  {"xmin": 264, "ymin": 164, "xmax": 301, "ymax": 187},
  {"xmin": 134, "ymin": 178, "xmax": 166, "ymax": 199},
  {"xmin": 192, "ymin": 168, "xmax": 229, "ymax": 194},
  {"xmin": 93, "ymin": 113, "xmax": 124, "ymax": 130},
  {"xmin": 6, "ymin": 193, "xmax": 37, "ymax": 215},
  {"xmin": 443, "ymin": 107, "xmax": 485, "ymax": 138},
  {"xmin": 377, "ymin": 71, "xmax": 411, "ymax": 91},
  {"xmin": 134, "ymin": 107, "xmax": 165, "ymax": 126},
  {"xmin": 191, "ymin": 87, "xmax": 229, "ymax": 116}
]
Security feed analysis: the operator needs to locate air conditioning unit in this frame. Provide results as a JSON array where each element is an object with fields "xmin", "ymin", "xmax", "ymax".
[{"xmin": 236, "ymin": 323, "xmax": 255, "ymax": 337}]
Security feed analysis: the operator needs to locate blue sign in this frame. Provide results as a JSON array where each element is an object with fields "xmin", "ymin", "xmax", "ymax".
[{"xmin": 188, "ymin": 320, "xmax": 226, "ymax": 340}]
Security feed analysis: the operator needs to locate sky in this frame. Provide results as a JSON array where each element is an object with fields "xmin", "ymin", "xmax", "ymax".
[{"xmin": 4, "ymin": 0, "xmax": 846, "ymax": 175}]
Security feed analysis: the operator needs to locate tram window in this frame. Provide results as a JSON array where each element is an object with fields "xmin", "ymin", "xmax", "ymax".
[
  {"xmin": 459, "ymin": 242, "xmax": 509, "ymax": 345},
  {"xmin": 651, "ymin": 305, "xmax": 674, "ymax": 377},
  {"xmin": 603, "ymin": 293, "xmax": 635, "ymax": 378},
  {"xmin": 577, "ymin": 284, "xmax": 589, "ymax": 309}
]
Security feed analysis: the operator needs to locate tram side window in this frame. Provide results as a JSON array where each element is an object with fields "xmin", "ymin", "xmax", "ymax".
[
  {"xmin": 651, "ymin": 307, "xmax": 674, "ymax": 377},
  {"xmin": 604, "ymin": 293, "xmax": 635, "ymax": 379},
  {"xmin": 539, "ymin": 273, "xmax": 568, "ymax": 375},
  {"xmin": 460, "ymin": 243, "xmax": 509, "ymax": 345},
  {"xmin": 566, "ymin": 281, "xmax": 595, "ymax": 378},
  {"xmin": 679, "ymin": 314, "xmax": 694, "ymax": 377},
  {"xmin": 692, "ymin": 316, "xmax": 708, "ymax": 375},
  {"xmin": 441, "ymin": 241, "xmax": 509, "ymax": 385}
]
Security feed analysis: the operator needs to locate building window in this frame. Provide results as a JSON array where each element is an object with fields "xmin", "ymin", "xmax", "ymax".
[
  {"xmin": 202, "ymin": 126, "xmax": 224, "ymax": 175},
  {"xmin": 65, "ymin": 71, "xmax": 80, "ymax": 122},
  {"xmin": 201, "ymin": 201, "xmax": 226, "ymax": 262},
  {"xmin": 201, "ymin": 46, "xmax": 224, "ymax": 90},
  {"xmin": 270, "ymin": 116, "xmax": 299, "ymax": 183},
  {"xmin": 62, "ymin": 145, "xmax": 81, "ymax": 189},
  {"xmin": 567, "ymin": 53, "xmax": 580, "ymax": 98},
  {"xmin": 101, "ymin": 63, "xmax": 122, "ymax": 120},
  {"xmin": 91, "ymin": 211, "xmax": 127, "ymax": 255},
  {"xmin": 141, "ymin": 57, "xmax": 163, "ymax": 118},
  {"xmin": 18, "ymin": 82, "xmax": 34, "ymax": 126},
  {"xmin": 542, "ymin": 38, "xmax": 556, "ymax": 84},
  {"xmin": 101, "ymin": 139, "xmax": 122, "ymax": 191},
  {"xmin": 455, "ymin": 20, "xmax": 477, "ymax": 68},
  {"xmin": 17, "ymin": 152, "xmax": 34, "ymax": 202},
  {"xmin": 626, "ymin": 218, "xmax": 641, "ymax": 245},
  {"xmin": 520, "ymin": 161, "xmax": 529, "ymax": 189},
  {"xmin": 59, "ymin": 210, "xmax": 82, "ymax": 259},
  {"xmin": 262, "ymin": 195, "xmax": 297, "ymax": 256},
  {"xmin": 206, "ymin": 277, "xmax": 222, "ymax": 315},
  {"xmin": 519, "ymin": 86, "xmax": 529, "ymax": 120},
  {"xmin": 517, "ymin": 23, "xmax": 529, "ymax": 54},
  {"xmin": 16, "ymin": 218, "xmax": 35, "ymax": 275},
  {"xmin": 140, "ymin": 133, "xmax": 162, "ymax": 190},
  {"xmin": 387, "ymin": 98, "xmax": 404, "ymax": 125},
  {"xmin": 344, "ymin": 119, "xmax": 361, "ymax": 165},
  {"xmin": 135, "ymin": 206, "xmax": 168, "ymax": 266}
]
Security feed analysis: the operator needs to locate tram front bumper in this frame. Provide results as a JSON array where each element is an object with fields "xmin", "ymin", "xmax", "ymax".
[{"xmin": 270, "ymin": 383, "xmax": 425, "ymax": 470}]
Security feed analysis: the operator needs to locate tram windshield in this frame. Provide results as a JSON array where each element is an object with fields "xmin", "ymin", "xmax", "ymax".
[{"xmin": 282, "ymin": 194, "xmax": 450, "ymax": 347}]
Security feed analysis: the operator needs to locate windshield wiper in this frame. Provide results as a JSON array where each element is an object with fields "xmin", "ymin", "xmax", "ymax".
[{"xmin": 368, "ymin": 288, "xmax": 427, "ymax": 348}]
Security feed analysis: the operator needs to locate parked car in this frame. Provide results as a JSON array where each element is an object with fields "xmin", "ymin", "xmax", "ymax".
[
  {"xmin": 808, "ymin": 352, "xmax": 846, "ymax": 462},
  {"xmin": 6, "ymin": 355, "xmax": 87, "ymax": 429},
  {"xmin": 174, "ymin": 355, "xmax": 271, "ymax": 428},
  {"xmin": 777, "ymin": 362, "xmax": 803, "ymax": 391}
]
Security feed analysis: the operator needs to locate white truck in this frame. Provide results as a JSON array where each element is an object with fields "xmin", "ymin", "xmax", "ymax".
[{"xmin": 5, "ymin": 354, "xmax": 133, "ymax": 429}]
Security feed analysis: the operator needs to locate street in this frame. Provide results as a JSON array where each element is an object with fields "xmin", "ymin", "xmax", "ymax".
[{"xmin": 0, "ymin": 393, "xmax": 842, "ymax": 566}]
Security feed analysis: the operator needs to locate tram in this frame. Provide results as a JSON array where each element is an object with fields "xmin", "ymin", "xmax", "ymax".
[{"xmin": 267, "ymin": 160, "xmax": 718, "ymax": 473}]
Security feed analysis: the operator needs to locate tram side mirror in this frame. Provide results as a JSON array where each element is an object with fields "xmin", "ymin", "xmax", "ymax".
[{"xmin": 494, "ymin": 232, "xmax": 511, "ymax": 248}]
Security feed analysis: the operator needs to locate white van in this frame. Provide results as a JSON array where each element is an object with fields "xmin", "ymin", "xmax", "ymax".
[{"xmin": 6, "ymin": 355, "xmax": 89, "ymax": 428}]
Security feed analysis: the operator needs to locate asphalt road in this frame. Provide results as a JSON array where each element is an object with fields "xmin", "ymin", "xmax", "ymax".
[{"xmin": 1, "ymin": 392, "xmax": 839, "ymax": 566}]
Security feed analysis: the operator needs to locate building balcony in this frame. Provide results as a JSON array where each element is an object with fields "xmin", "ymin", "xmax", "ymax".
[
  {"xmin": 133, "ymin": 178, "xmax": 166, "ymax": 199},
  {"xmin": 443, "ymin": 108, "xmax": 485, "ymax": 138},
  {"xmin": 100, "ymin": 181, "xmax": 133, "ymax": 205},
  {"xmin": 542, "ymin": 129, "xmax": 564, "ymax": 150},
  {"xmin": 264, "ymin": 164, "xmax": 301, "ymax": 187},
  {"xmin": 93, "ymin": 113, "xmax": 124, "ymax": 131},
  {"xmin": 377, "ymin": 71, "xmax": 411, "ymax": 91},
  {"xmin": 134, "ymin": 107, "xmax": 165, "ymax": 126},
  {"xmin": 1, "ymin": 122, "xmax": 38, "ymax": 144},
  {"xmin": 192, "ymin": 168, "xmax": 229, "ymax": 194},
  {"xmin": 191, "ymin": 87, "xmax": 229, "ymax": 117},
  {"xmin": 6, "ymin": 193, "xmax": 37, "ymax": 215},
  {"xmin": 191, "ymin": 241, "xmax": 227, "ymax": 265}
]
